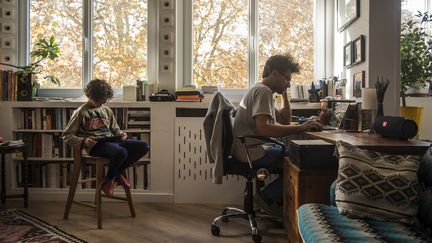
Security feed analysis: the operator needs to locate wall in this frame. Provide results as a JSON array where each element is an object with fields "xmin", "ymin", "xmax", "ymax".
[{"xmin": 333, "ymin": 0, "xmax": 400, "ymax": 116}]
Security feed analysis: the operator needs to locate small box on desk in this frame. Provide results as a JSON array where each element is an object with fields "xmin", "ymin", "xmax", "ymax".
[{"xmin": 288, "ymin": 140, "xmax": 338, "ymax": 170}]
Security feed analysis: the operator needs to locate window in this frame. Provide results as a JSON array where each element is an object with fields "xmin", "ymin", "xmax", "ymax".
[
  {"xmin": 29, "ymin": 0, "xmax": 148, "ymax": 89},
  {"xmin": 190, "ymin": 0, "xmax": 315, "ymax": 89}
]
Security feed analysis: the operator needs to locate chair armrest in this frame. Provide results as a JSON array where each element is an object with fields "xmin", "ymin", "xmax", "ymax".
[{"xmin": 238, "ymin": 135, "xmax": 285, "ymax": 148}]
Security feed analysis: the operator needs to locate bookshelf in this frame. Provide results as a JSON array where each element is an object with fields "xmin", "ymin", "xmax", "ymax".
[{"xmin": 1, "ymin": 101, "xmax": 175, "ymax": 202}]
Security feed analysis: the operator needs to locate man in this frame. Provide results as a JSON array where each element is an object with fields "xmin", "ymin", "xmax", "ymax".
[{"xmin": 231, "ymin": 54, "xmax": 322, "ymax": 216}]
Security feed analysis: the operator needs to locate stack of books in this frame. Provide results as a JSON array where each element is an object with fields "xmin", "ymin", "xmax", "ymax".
[{"xmin": 175, "ymin": 89, "xmax": 204, "ymax": 102}]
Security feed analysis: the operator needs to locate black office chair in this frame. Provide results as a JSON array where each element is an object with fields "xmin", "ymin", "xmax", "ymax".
[{"xmin": 210, "ymin": 108, "xmax": 285, "ymax": 243}]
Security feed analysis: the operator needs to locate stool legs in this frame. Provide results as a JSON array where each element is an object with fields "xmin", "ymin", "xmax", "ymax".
[
  {"xmin": 63, "ymin": 158, "xmax": 82, "ymax": 220},
  {"xmin": 96, "ymin": 159, "xmax": 104, "ymax": 229},
  {"xmin": 123, "ymin": 171, "xmax": 136, "ymax": 217}
]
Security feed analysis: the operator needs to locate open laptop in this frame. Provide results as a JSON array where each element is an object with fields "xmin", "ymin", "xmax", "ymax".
[{"xmin": 322, "ymin": 102, "xmax": 350, "ymax": 130}]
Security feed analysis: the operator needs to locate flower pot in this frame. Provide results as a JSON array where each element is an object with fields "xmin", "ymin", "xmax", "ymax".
[{"xmin": 400, "ymin": 106, "xmax": 424, "ymax": 131}]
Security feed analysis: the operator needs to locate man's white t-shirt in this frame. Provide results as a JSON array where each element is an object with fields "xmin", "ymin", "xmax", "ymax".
[{"xmin": 231, "ymin": 82, "xmax": 276, "ymax": 162}]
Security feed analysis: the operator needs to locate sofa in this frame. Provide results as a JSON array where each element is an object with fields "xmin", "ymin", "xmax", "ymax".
[{"xmin": 297, "ymin": 142, "xmax": 432, "ymax": 242}]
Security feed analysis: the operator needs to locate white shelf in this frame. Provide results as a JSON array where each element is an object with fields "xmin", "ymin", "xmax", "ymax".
[
  {"xmin": 13, "ymin": 129, "xmax": 64, "ymax": 133},
  {"xmin": 13, "ymin": 157, "xmax": 73, "ymax": 161}
]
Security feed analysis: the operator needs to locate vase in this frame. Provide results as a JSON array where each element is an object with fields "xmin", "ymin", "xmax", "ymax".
[{"xmin": 376, "ymin": 103, "xmax": 384, "ymax": 118}]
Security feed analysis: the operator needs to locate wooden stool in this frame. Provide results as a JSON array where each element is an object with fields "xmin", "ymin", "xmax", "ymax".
[{"xmin": 63, "ymin": 146, "xmax": 135, "ymax": 229}]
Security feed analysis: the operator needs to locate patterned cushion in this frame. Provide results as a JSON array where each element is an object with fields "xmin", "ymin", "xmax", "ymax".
[
  {"xmin": 298, "ymin": 204, "xmax": 432, "ymax": 243},
  {"xmin": 335, "ymin": 140, "xmax": 422, "ymax": 224}
]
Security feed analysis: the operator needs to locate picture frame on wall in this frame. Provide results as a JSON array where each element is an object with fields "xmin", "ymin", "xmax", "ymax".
[
  {"xmin": 352, "ymin": 35, "xmax": 365, "ymax": 65},
  {"xmin": 353, "ymin": 71, "xmax": 365, "ymax": 98},
  {"xmin": 344, "ymin": 42, "xmax": 352, "ymax": 67},
  {"xmin": 337, "ymin": 0, "xmax": 360, "ymax": 32}
]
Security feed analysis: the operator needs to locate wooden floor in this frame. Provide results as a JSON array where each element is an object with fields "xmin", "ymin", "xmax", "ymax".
[{"xmin": 1, "ymin": 201, "xmax": 288, "ymax": 243}]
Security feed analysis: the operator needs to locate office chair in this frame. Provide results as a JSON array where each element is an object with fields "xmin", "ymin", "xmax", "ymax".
[{"xmin": 209, "ymin": 107, "xmax": 285, "ymax": 243}]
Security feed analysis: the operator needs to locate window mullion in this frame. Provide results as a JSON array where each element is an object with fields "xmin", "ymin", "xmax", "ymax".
[
  {"xmin": 249, "ymin": 0, "xmax": 258, "ymax": 87},
  {"xmin": 83, "ymin": 0, "xmax": 93, "ymax": 88}
]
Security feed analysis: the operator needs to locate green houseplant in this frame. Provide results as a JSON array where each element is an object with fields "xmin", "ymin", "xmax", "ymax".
[
  {"xmin": 400, "ymin": 11, "xmax": 432, "ymax": 106},
  {"xmin": 0, "ymin": 35, "xmax": 60, "ymax": 98},
  {"xmin": 400, "ymin": 11, "xmax": 432, "ymax": 130}
]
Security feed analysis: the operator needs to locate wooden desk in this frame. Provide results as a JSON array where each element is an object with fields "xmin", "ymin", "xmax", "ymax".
[
  {"xmin": 284, "ymin": 131, "xmax": 430, "ymax": 243},
  {"xmin": 305, "ymin": 130, "xmax": 431, "ymax": 155}
]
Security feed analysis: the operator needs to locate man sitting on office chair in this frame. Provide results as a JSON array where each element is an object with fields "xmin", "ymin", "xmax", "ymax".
[{"xmin": 231, "ymin": 54, "xmax": 322, "ymax": 216}]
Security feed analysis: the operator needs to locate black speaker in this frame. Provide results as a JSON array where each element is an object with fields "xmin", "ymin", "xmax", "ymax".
[
  {"xmin": 372, "ymin": 116, "xmax": 418, "ymax": 139},
  {"xmin": 17, "ymin": 73, "xmax": 32, "ymax": 101}
]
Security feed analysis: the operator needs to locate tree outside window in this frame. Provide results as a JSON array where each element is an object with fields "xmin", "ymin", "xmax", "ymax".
[{"xmin": 30, "ymin": 0, "xmax": 148, "ymax": 89}]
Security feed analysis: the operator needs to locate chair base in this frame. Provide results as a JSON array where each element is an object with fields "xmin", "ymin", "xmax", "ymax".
[{"xmin": 211, "ymin": 206, "xmax": 262, "ymax": 243}]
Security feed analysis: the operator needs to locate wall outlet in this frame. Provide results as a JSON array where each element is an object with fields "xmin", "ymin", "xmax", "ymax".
[
  {"xmin": 1, "ymin": 38, "xmax": 14, "ymax": 49},
  {"xmin": 160, "ymin": 46, "xmax": 174, "ymax": 58},
  {"xmin": 161, "ymin": 14, "xmax": 174, "ymax": 26},
  {"xmin": 0, "ymin": 52, "xmax": 14, "ymax": 64},
  {"xmin": 1, "ymin": 8, "xmax": 15, "ymax": 19},
  {"xmin": 160, "ymin": 62, "xmax": 172, "ymax": 73},
  {"xmin": 161, "ymin": 32, "xmax": 173, "ymax": 43},
  {"xmin": 160, "ymin": 0, "xmax": 173, "ymax": 10},
  {"xmin": 1, "ymin": 22, "xmax": 15, "ymax": 33}
]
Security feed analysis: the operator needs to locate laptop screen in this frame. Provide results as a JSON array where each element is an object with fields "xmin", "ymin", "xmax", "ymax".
[{"xmin": 328, "ymin": 102, "xmax": 350, "ymax": 129}]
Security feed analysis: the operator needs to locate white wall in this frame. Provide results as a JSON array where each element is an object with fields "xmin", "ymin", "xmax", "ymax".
[{"xmin": 333, "ymin": 0, "xmax": 400, "ymax": 116}]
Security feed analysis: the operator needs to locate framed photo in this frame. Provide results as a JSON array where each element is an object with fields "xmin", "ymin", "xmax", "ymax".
[
  {"xmin": 352, "ymin": 35, "xmax": 365, "ymax": 65},
  {"xmin": 337, "ymin": 0, "xmax": 360, "ymax": 32},
  {"xmin": 344, "ymin": 42, "xmax": 352, "ymax": 67},
  {"xmin": 353, "ymin": 71, "xmax": 365, "ymax": 98}
]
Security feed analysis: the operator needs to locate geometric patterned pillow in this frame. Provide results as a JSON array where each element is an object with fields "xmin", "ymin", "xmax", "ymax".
[{"xmin": 335, "ymin": 140, "xmax": 422, "ymax": 224}]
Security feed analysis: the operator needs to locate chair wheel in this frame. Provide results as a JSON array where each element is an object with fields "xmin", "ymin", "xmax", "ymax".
[
  {"xmin": 221, "ymin": 216, "xmax": 229, "ymax": 222},
  {"xmin": 252, "ymin": 234, "xmax": 262, "ymax": 243},
  {"xmin": 211, "ymin": 225, "xmax": 220, "ymax": 236}
]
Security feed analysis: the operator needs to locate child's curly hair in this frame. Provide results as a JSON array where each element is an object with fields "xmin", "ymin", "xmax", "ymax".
[{"xmin": 84, "ymin": 79, "xmax": 114, "ymax": 102}]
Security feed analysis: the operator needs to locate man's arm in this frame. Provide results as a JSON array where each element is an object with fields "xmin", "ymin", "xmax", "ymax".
[
  {"xmin": 275, "ymin": 91, "xmax": 291, "ymax": 125},
  {"xmin": 255, "ymin": 115, "xmax": 322, "ymax": 137}
]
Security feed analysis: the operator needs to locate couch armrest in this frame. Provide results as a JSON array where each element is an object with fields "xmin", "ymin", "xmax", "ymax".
[{"xmin": 330, "ymin": 180, "xmax": 336, "ymax": 206}]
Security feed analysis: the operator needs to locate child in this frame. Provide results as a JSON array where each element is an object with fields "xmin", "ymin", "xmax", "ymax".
[{"xmin": 63, "ymin": 79, "xmax": 149, "ymax": 196}]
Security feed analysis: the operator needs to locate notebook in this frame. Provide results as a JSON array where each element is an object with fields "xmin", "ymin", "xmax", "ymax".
[{"xmin": 322, "ymin": 102, "xmax": 350, "ymax": 130}]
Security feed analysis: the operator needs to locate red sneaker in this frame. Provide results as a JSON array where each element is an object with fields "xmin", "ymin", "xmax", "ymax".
[
  {"xmin": 116, "ymin": 175, "xmax": 131, "ymax": 189},
  {"xmin": 102, "ymin": 179, "xmax": 114, "ymax": 197}
]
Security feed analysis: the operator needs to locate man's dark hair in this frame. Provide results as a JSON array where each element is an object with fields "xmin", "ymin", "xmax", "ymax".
[
  {"xmin": 84, "ymin": 79, "xmax": 114, "ymax": 102},
  {"xmin": 262, "ymin": 54, "xmax": 300, "ymax": 78}
]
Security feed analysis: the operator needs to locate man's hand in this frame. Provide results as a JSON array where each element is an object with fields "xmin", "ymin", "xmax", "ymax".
[
  {"xmin": 300, "ymin": 120, "xmax": 323, "ymax": 132},
  {"xmin": 84, "ymin": 136, "xmax": 97, "ymax": 148},
  {"xmin": 121, "ymin": 132, "xmax": 128, "ymax": 141}
]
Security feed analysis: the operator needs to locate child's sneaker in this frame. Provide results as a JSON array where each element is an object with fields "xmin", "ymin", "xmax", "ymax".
[
  {"xmin": 102, "ymin": 178, "xmax": 114, "ymax": 197},
  {"xmin": 116, "ymin": 175, "xmax": 131, "ymax": 189}
]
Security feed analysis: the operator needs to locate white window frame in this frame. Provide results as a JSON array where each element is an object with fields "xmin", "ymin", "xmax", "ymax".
[
  {"xmin": 18, "ymin": 0, "xmax": 157, "ymax": 99},
  {"xmin": 180, "ymin": 0, "xmax": 332, "ymax": 101}
]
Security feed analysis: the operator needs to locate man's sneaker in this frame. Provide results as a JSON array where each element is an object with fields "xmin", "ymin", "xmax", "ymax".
[
  {"xmin": 254, "ymin": 191, "xmax": 282, "ymax": 218},
  {"xmin": 116, "ymin": 175, "xmax": 131, "ymax": 189}
]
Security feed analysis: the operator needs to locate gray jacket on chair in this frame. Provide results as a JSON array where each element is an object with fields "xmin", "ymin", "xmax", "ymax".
[{"xmin": 203, "ymin": 92, "xmax": 235, "ymax": 184}]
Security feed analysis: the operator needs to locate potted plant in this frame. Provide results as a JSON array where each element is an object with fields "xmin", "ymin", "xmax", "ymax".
[
  {"xmin": 400, "ymin": 11, "xmax": 432, "ymax": 126},
  {"xmin": 0, "ymin": 35, "xmax": 60, "ymax": 99}
]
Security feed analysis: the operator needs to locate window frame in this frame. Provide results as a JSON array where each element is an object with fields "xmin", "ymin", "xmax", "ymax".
[
  {"xmin": 181, "ymin": 0, "xmax": 330, "ymax": 101},
  {"xmin": 18, "ymin": 0, "xmax": 156, "ymax": 98}
]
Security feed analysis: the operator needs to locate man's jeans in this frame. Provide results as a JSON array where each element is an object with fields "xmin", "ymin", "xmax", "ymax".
[{"xmin": 251, "ymin": 144, "xmax": 287, "ymax": 205}]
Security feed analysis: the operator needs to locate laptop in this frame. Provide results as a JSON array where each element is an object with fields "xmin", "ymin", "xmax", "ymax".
[{"xmin": 322, "ymin": 102, "xmax": 350, "ymax": 130}]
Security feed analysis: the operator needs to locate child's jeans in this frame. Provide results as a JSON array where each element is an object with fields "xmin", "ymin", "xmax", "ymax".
[{"xmin": 89, "ymin": 139, "xmax": 149, "ymax": 180}]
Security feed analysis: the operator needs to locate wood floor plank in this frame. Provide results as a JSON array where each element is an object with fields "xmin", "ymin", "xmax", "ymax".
[{"xmin": 0, "ymin": 201, "xmax": 288, "ymax": 242}]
